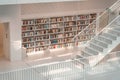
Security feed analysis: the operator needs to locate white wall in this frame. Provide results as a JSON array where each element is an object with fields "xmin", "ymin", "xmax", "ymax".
[
  {"xmin": 0, "ymin": 5, "xmax": 22, "ymax": 61},
  {"xmin": 0, "ymin": 0, "xmax": 118, "ymax": 61},
  {"xmin": 21, "ymin": 0, "xmax": 117, "ymax": 18}
]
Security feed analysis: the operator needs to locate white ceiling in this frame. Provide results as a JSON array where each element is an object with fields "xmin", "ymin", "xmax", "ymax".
[{"xmin": 0, "ymin": 0, "xmax": 86, "ymax": 5}]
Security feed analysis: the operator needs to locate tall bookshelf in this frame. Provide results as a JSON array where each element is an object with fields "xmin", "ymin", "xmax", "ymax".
[{"xmin": 22, "ymin": 13, "xmax": 97, "ymax": 54}]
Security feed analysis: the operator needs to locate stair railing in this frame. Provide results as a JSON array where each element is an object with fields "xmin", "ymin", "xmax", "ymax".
[{"xmin": 72, "ymin": 0, "xmax": 120, "ymax": 51}]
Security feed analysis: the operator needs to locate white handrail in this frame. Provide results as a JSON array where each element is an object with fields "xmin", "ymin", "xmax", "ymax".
[
  {"xmin": 72, "ymin": 0, "xmax": 120, "ymax": 41},
  {"xmin": 109, "ymin": 0, "xmax": 120, "ymax": 11},
  {"xmin": 85, "ymin": 15, "xmax": 120, "ymax": 46}
]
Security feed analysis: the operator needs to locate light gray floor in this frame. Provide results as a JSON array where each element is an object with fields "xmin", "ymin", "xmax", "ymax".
[
  {"xmin": 0, "ymin": 49, "xmax": 120, "ymax": 80},
  {"xmin": 0, "ymin": 57, "xmax": 120, "ymax": 80}
]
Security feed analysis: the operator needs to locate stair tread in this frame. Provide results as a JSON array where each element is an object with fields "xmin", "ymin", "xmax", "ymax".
[
  {"xmin": 89, "ymin": 42, "xmax": 104, "ymax": 52},
  {"xmin": 93, "ymin": 39, "xmax": 108, "ymax": 48},
  {"xmin": 108, "ymin": 29, "xmax": 120, "ymax": 37},
  {"xmin": 113, "ymin": 27, "xmax": 120, "ymax": 31},
  {"xmin": 111, "ymin": 24, "xmax": 120, "ymax": 27},
  {"xmin": 102, "ymin": 32, "xmax": 116, "ymax": 40},
  {"xmin": 85, "ymin": 47, "xmax": 99, "ymax": 55},
  {"xmin": 107, "ymin": 29, "xmax": 118, "ymax": 37},
  {"xmin": 77, "ymin": 54, "xmax": 86, "ymax": 58},
  {"xmin": 87, "ymin": 46, "xmax": 100, "ymax": 54},
  {"xmin": 99, "ymin": 35, "xmax": 112, "ymax": 41},
  {"xmin": 89, "ymin": 45, "xmax": 102, "ymax": 52},
  {"xmin": 112, "ymin": 29, "xmax": 120, "ymax": 33},
  {"xmin": 90, "ymin": 42, "xmax": 105, "ymax": 49},
  {"xmin": 95, "ymin": 39, "xmax": 108, "ymax": 45},
  {"xmin": 77, "ymin": 58, "xmax": 89, "ymax": 65},
  {"xmin": 81, "ymin": 50, "xmax": 94, "ymax": 56},
  {"xmin": 77, "ymin": 52, "xmax": 91, "ymax": 58},
  {"xmin": 84, "ymin": 48, "xmax": 98, "ymax": 55},
  {"xmin": 76, "ymin": 54, "xmax": 84, "ymax": 58},
  {"xmin": 94, "ymin": 38, "xmax": 108, "ymax": 45},
  {"xmin": 98, "ymin": 35, "xmax": 112, "ymax": 44}
]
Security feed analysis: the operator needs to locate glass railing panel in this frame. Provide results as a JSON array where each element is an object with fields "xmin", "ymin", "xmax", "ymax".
[
  {"xmin": 72, "ymin": 0, "xmax": 120, "ymax": 48},
  {"xmin": 0, "ymin": 51, "xmax": 120, "ymax": 80}
]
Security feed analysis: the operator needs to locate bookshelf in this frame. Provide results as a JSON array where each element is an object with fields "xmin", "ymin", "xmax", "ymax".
[{"xmin": 22, "ymin": 13, "xmax": 97, "ymax": 54}]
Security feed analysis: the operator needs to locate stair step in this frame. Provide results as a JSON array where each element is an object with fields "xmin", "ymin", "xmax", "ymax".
[
  {"xmin": 89, "ymin": 43, "xmax": 103, "ymax": 52},
  {"xmin": 113, "ymin": 27, "xmax": 120, "ymax": 31},
  {"xmin": 85, "ymin": 47, "xmax": 99, "ymax": 55},
  {"xmin": 87, "ymin": 46, "xmax": 101, "ymax": 54},
  {"xmin": 108, "ymin": 29, "xmax": 120, "ymax": 36},
  {"xmin": 81, "ymin": 53, "xmax": 91, "ymax": 57},
  {"xmin": 78, "ymin": 58, "xmax": 89, "ymax": 65},
  {"xmin": 76, "ymin": 54, "xmax": 87, "ymax": 58},
  {"xmin": 92, "ymin": 39, "xmax": 108, "ymax": 48},
  {"xmin": 76, "ymin": 55, "xmax": 84, "ymax": 58},
  {"xmin": 102, "ymin": 32, "xmax": 117, "ymax": 40},
  {"xmin": 78, "ymin": 51, "xmax": 91, "ymax": 57},
  {"xmin": 84, "ymin": 48, "xmax": 95, "ymax": 55},
  {"xmin": 81, "ymin": 50, "xmax": 94, "ymax": 56},
  {"xmin": 75, "ymin": 57, "xmax": 89, "ymax": 65},
  {"xmin": 90, "ymin": 41, "xmax": 105, "ymax": 49},
  {"xmin": 97, "ymin": 35, "xmax": 112, "ymax": 44}
]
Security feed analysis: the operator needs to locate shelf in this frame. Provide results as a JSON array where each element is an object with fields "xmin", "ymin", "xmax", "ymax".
[
  {"xmin": 64, "ymin": 30, "xmax": 76, "ymax": 33},
  {"xmin": 22, "ymin": 35, "xmax": 34, "ymax": 38},
  {"xmin": 22, "ymin": 13, "xmax": 97, "ymax": 54},
  {"xmin": 35, "ymin": 44, "xmax": 50, "ymax": 47},
  {"xmin": 64, "ymin": 16, "xmax": 76, "ymax": 22},
  {"xmin": 50, "ymin": 42, "xmax": 65, "ymax": 45},
  {"xmin": 34, "ymin": 34, "xmax": 49, "ymax": 36},
  {"xmin": 22, "ymin": 41, "xmax": 34, "ymax": 44},
  {"xmin": 22, "ymin": 19, "xmax": 35, "ymax": 26},
  {"xmin": 50, "ymin": 17, "xmax": 64, "ymax": 23},
  {"xmin": 64, "ymin": 36, "xmax": 74, "ymax": 38},
  {"xmin": 50, "ymin": 37, "xmax": 64, "ymax": 40},
  {"xmin": 35, "ymin": 18, "xmax": 49, "ymax": 24}
]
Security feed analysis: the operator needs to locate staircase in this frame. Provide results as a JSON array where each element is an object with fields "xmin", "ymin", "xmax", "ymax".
[
  {"xmin": 73, "ymin": 0, "xmax": 120, "ymax": 67},
  {"xmin": 75, "ymin": 16, "xmax": 120, "ymax": 67}
]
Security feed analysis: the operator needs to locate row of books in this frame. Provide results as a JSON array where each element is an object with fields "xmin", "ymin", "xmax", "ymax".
[
  {"xmin": 35, "ymin": 18, "xmax": 49, "ymax": 24},
  {"xmin": 50, "ymin": 17, "xmax": 63, "ymax": 23},
  {"xmin": 64, "ymin": 16, "xmax": 76, "ymax": 21},
  {"xmin": 36, "ymin": 41, "xmax": 49, "ymax": 46},
  {"xmin": 64, "ymin": 21, "xmax": 76, "ymax": 26},
  {"xmin": 22, "ymin": 22, "xmax": 94, "ymax": 32},
  {"xmin": 25, "ymin": 41, "xmax": 79, "ymax": 53},
  {"xmin": 50, "ymin": 23, "xmax": 63, "ymax": 28},
  {"xmin": 49, "ymin": 43, "xmax": 72, "ymax": 49},
  {"xmin": 22, "ymin": 25, "xmax": 90, "ymax": 32},
  {"xmin": 21, "ymin": 26, "xmax": 89, "ymax": 32},
  {"xmin": 22, "ymin": 28, "xmax": 95, "ymax": 38},
  {"xmin": 35, "ymin": 24, "xmax": 49, "ymax": 29},
  {"xmin": 22, "ymin": 26, "xmax": 34, "ymax": 31},
  {"xmin": 22, "ymin": 14, "xmax": 97, "ymax": 25},
  {"xmin": 22, "ymin": 43, "xmax": 34, "ymax": 48},
  {"xmin": 77, "ymin": 20, "xmax": 89, "ymax": 25},
  {"xmin": 75, "ymin": 34, "xmax": 95, "ymax": 41}
]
